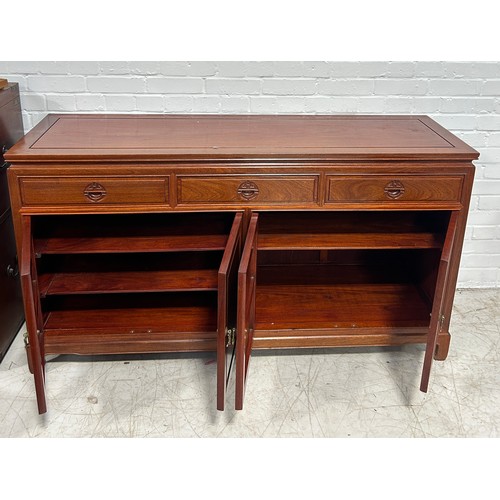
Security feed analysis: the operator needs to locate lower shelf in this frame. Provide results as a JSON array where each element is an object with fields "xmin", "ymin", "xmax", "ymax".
[
  {"xmin": 254, "ymin": 264, "xmax": 431, "ymax": 348},
  {"xmin": 43, "ymin": 293, "xmax": 217, "ymax": 355}
]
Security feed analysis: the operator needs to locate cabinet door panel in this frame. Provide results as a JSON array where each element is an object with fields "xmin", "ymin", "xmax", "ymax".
[
  {"xmin": 420, "ymin": 211, "xmax": 459, "ymax": 392},
  {"xmin": 217, "ymin": 213, "xmax": 243, "ymax": 410},
  {"xmin": 235, "ymin": 214, "xmax": 258, "ymax": 410},
  {"xmin": 20, "ymin": 216, "xmax": 47, "ymax": 414}
]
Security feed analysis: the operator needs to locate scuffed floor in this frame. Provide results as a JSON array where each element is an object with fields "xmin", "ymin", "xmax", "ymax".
[{"xmin": 1, "ymin": 288, "xmax": 499, "ymax": 437}]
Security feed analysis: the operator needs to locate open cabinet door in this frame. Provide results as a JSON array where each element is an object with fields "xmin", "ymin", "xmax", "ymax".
[
  {"xmin": 420, "ymin": 211, "xmax": 459, "ymax": 393},
  {"xmin": 235, "ymin": 213, "xmax": 258, "ymax": 410},
  {"xmin": 217, "ymin": 213, "xmax": 243, "ymax": 410},
  {"xmin": 20, "ymin": 216, "xmax": 47, "ymax": 414}
]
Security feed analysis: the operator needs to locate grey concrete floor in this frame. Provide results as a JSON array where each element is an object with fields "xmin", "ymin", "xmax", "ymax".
[{"xmin": 1, "ymin": 288, "xmax": 499, "ymax": 437}]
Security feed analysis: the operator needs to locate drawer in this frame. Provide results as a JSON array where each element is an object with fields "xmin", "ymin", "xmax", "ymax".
[
  {"xmin": 177, "ymin": 175, "xmax": 319, "ymax": 205},
  {"xmin": 0, "ymin": 163, "xmax": 9, "ymax": 219},
  {"xmin": 326, "ymin": 175, "xmax": 463, "ymax": 203},
  {"xmin": 20, "ymin": 177, "xmax": 169, "ymax": 206}
]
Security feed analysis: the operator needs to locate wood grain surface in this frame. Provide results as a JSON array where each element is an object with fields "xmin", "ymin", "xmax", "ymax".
[
  {"xmin": 5, "ymin": 113, "xmax": 478, "ymax": 413},
  {"xmin": 5, "ymin": 114, "xmax": 479, "ymax": 161}
]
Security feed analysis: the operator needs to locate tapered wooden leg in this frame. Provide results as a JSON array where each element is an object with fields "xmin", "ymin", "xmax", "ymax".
[
  {"xmin": 434, "ymin": 332, "xmax": 451, "ymax": 361},
  {"xmin": 25, "ymin": 342, "xmax": 34, "ymax": 374},
  {"xmin": 31, "ymin": 341, "xmax": 47, "ymax": 415}
]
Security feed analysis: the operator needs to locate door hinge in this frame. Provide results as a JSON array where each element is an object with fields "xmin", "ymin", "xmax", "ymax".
[
  {"xmin": 439, "ymin": 314, "xmax": 445, "ymax": 331},
  {"xmin": 225, "ymin": 327, "xmax": 236, "ymax": 347},
  {"xmin": 23, "ymin": 330, "xmax": 42, "ymax": 346}
]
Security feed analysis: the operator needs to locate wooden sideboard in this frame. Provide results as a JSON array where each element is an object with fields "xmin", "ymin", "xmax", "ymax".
[
  {"xmin": 0, "ymin": 83, "xmax": 24, "ymax": 362},
  {"xmin": 5, "ymin": 114, "xmax": 478, "ymax": 414}
]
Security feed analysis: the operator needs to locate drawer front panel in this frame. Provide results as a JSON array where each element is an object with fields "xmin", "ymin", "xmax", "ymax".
[
  {"xmin": 327, "ymin": 175, "xmax": 463, "ymax": 203},
  {"xmin": 20, "ymin": 177, "xmax": 169, "ymax": 206},
  {"xmin": 178, "ymin": 175, "xmax": 319, "ymax": 205}
]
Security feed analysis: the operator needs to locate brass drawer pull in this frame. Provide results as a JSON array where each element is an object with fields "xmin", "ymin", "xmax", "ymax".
[
  {"xmin": 237, "ymin": 181, "xmax": 259, "ymax": 201},
  {"xmin": 84, "ymin": 182, "xmax": 107, "ymax": 202},
  {"xmin": 384, "ymin": 180, "xmax": 405, "ymax": 199}
]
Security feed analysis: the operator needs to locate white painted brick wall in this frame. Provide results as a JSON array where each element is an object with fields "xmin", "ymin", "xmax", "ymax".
[{"xmin": 0, "ymin": 61, "xmax": 499, "ymax": 287}]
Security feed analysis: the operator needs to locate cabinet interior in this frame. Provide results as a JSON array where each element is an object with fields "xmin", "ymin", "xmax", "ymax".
[
  {"xmin": 253, "ymin": 210, "xmax": 449, "ymax": 338},
  {"xmin": 32, "ymin": 212, "xmax": 239, "ymax": 355},
  {"xmin": 30, "ymin": 209, "xmax": 451, "ymax": 354}
]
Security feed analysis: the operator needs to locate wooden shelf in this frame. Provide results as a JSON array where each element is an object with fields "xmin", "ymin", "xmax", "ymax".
[
  {"xmin": 39, "ymin": 269, "xmax": 219, "ymax": 296},
  {"xmin": 33, "ymin": 212, "xmax": 234, "ymax": 254},
  {"xmin": 35, "ymin": 234, "xmax": 228, "ymax": 254},
  {"xmin": 37, "ymin": 253, "xmax": 222, "ymax": 296},
  {"xmin": 255, "ymin": 264, "xmax": 431, "ymax": 331},
  {"xmin": 258, "ymin": 211, "xmax": 447, "ymax": 250},
  {"xmin": 43, "ymin": 292, "xmax": 218, "ymax": 355},
  {"xmin": 258, "ymin": 232, "xmax": 443, "ymax": 250}
]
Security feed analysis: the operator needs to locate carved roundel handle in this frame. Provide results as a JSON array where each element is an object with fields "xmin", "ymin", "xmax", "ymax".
[
  {"xmin": 237, "ymin": 181, "xmax": 260, "ymax": 201},
  {"xmin": 384, "ymin": 180, "xmax": 405, "ymax": 200},
  {"xmin": 84, "ymin": 182, "xmax": 107, "ymax": 202}
]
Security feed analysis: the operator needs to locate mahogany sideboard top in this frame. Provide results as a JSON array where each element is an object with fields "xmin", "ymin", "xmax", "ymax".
[{"xmin": 5, "ymin": 114, "xmax": 479, "ymax": 163}]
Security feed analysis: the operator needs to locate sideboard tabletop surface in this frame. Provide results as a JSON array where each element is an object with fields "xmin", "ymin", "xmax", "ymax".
[{"xmin": 5, "ymin": 114, "xmax": 479, "ymax": 162}]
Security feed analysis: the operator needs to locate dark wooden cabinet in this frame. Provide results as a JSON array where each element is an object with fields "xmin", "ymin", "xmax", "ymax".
[
  {"xmin": 5, "ymin": 114, "xmax": 478, "ymax": 413},
  {"xmin": 0, "ymin": 83, "xmax": 24, "ymax": 362}
]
